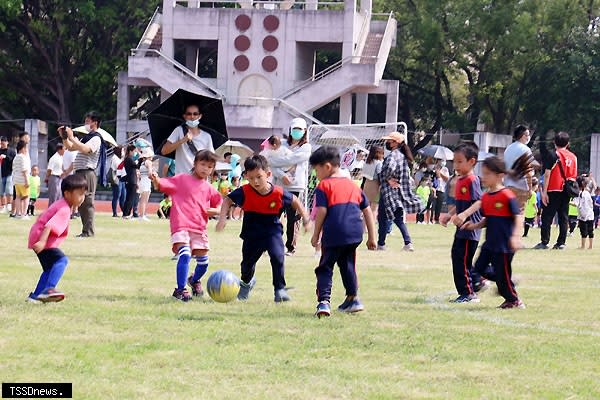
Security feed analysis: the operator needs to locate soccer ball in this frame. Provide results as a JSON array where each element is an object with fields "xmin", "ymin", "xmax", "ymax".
[{"xmin": 206, "ymin": 270, "xmax": 240, "ymax": 303}]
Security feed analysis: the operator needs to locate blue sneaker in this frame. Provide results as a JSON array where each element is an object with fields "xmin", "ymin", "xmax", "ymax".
[
  {"xmin": 337, "ymin": 297, "xmax": 365, "ymax": 313},
  {"xmin": 450, "ymin": 294, "xmax": 480, "ymax": 303},
  {"xmin": 237, "ymin": 277, "xmax": 256, "ymax": 301},
  {"xmin": 274, "ymin": 288, "xmax": 291, "ymax": 303},
  {"xmin": 315, "ymin": 301, "xmax": 331, "ymax": 318}
]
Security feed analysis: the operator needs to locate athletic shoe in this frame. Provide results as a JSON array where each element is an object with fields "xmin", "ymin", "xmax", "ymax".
[
  {"xmin": 403, "ymin": 243, "xmax": 415, "ymax": 252},
  {"xmin": 337, "ymin": 297, "xmax": 365, "ymax": 313},
  {"xmin": 237, "ymin": 277, "xmax": 256, "ymax": 301},
  {"xmin": 284, "ymin": 250, "xmax": 295, "ymax": 256},
  {"xmin": 450, "ymin": 294, "xmax": 480, "ymax": 303},
  {"xmin": 76, "ymin": 233, "xmax": 92, "ymax": 238},
  {"xmin": 552, "ymin": 244, "xmax": 566, "ymax": 250},
  {"xmin": 533, "ymin": 242, "xmax": 549, "ymax": 250},
  {"xmin": 172, "ymin": 288, "xmax": 192, "ymax": 302},
  {"xmin": 474, "ymin": 278, "xmax": 492, "ymax": 293},
  {"xmin": 141, "ymin": 215, "xmax": 150, "ymax": 221},
  {"xmin": 315, "ymin": 301, "xmax": 331, "ymax": 318},
  {"xmin": 498, "ymin": 299, "xmax": 526, "ymax": 309},
  {"xmin": 274, "ymin": 288, "xmax": 291, "ymax": 302},
  {"xmin": 0, "ymin": 207, "xmax": 6, "ymax": 214},
  {"xmin": 37, "ymin": 288, "xmax": 65, "ymax": 303},
  {"xmin": 187, "ymin": 276, "xmax": 204, "ymax": 297},
  {"xmin": 26, "ymin": 293, "xmax": 42, "ymax": 304},
  {"xmin": 376, "ymin": 245, "xmax": 386, "ymax": 251}
]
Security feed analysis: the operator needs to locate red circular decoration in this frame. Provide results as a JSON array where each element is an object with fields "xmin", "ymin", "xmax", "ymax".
[
  {"xmin": 263, "ymin": 15, "xmax": 280, "ymax": 32},
  {"xmin": 234, "ymin": 55, "xmax": 250, "ymax": 72},
  {"xmin": 234, "ymin": 35, "xmax": 251, "ymax": 52},
  {"xmin": 262, "ymin": 56, "xmax": 278, "ymax": 72},
  {"xmin": 235, "ymin": 15, "xmax": 251, "ymax": 31},
  {"xmin": 262, "ymin": 35, "xmax": 279, "ymax": 52}
]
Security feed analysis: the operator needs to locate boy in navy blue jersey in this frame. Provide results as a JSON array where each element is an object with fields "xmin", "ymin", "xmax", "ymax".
[
  {"xmin": 310, "ymin": 146, "xmax": 377, "ymax": 318},
  {"xmin": 462, "ymin": 156, "xmax": 525, "ymax": 309},
  {"xmin": 216, "ymin": 155, "xmax": 310, "ymax": 302},
  {"xmin": 440, "ymin": 142, "xmax": 484, "ymax": 303}
]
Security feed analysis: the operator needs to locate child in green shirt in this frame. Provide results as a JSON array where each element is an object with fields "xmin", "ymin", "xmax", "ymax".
[
  {"xmin": 27, "ymin": 165, "xmax": 41, "ymax": 216},
  {"xmin": 415, "ymin": 177, "xmax": 431, "ymax": 224},
  {"xmin": 523, "ymin": 178, "xmax": 538, "ymax": 237},
  {"xmin": 157, "ymin": 195, "xmax": 172, "ymax": 219}
]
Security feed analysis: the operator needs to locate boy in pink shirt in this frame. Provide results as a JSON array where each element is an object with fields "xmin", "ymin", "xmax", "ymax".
[
  {"xmin": 27, "ymin": 174, "xmax": 87, "ymax": 303},
  {"xmin": 151, "ymin": 150, "xmax": 222, "ymax": 302}
]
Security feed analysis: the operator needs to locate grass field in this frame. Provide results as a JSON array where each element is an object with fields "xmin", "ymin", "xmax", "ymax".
[{"xmin": 1, "ymin": 213, "xmax": 599, "ymax": 399}]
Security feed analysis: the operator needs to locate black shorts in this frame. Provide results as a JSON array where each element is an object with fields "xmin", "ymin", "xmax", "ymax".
[
  {"xmin": 579, "ymin": 220, "xmax": 594, "ymax": 238},
  {"xmin": 36, "ymin": 248, "xmax": 67, "ymax": 271}
]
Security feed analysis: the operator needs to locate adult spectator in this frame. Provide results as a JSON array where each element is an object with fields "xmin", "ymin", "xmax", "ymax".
[
  {"xmin": 0, "ymin": 136, "xmax": 16, "ymax": 213},
  {"xmin": 122, "ymin": 145, "xmax": 139, "ymax": 219},
  {"xmin": 60, "ymin": 111, "xmax": 107, "ymax": 237},
  {"xmin": 109, "ymin": 146, "xmax": 125, "ymax": 217},
  {"xmin": 377, "ymin": 132, "xmax": 424, "ymax": 252},
  {"xmin": 504, "ymin": 125, "xmax": 534, "ymax": 210},
  {"xmin": 269, "ymin": 117, "xmax": 312, "ymax": 256},
  {"xmin": 534, "ymin": 131, "xmax": 578, "ymax": 250},
  {"xmin": 161, "ymin": 104, "xmax": 214, "ymax": 174},
  {"xmin": 45, "ymin": 143, "xmax": 65, "ymax": 206},
  {"xmin": 432, "ymin": 158, "xmax": 450, "ymax": 223}
]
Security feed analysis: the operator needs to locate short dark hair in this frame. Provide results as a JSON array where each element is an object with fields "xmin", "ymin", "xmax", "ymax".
[
  {"xmin": 223, "ymin": 152, "xmax": 232, "ymax": 159},
  {"xmin": 184, "ymin": 104, "xmax": 201, "ymax": 113},
  {"xmin": 85, "ymin": 111, "xmax": 102, "ymax": 126},
  {"xmin": 0, "ymin": 136, "xmax": 8, "ymax": 142},
  {"xmin": 482, "ymin": 156, "xmax": 506, "ymax": 174},
  {"xmin": 513, "ymin": 125, "xmax": 528, "ymax": 140},
  {"xmin": 194, "ymin": 149, "xmax": 218, "ymax": 165},
  {"xmin": 576, "ymin": 175, "xmax": 589, "ymax": 190},
  {"xmin": 126, "ymin": 144, "xmax": 136, "ymax": 154},
  {"xmin": 554, "ymin": 131, "xmax": 569, "ymax": 148},
  {"xmin": 55, "ymin": 143, "xmax": 64, "ymax": 151},
  {"xmin": 19, "ymin": 131, "xmax": 29, "ymax": 139},
  {"xmin": 61, "ymin": 174, "xmax": 87, "ymax": 194},
  {"xmin": 309, "ymin": 145, "xmax": 340, "ymax": 167},
  {"xmin": 16, "ymin": 140, "xmax": 27, "ymax": 152},
  {"xmin": 454, "ymin": 141, "xmax": 479, "ymax": 161},
  {"xmin": 244, "ymin": 155, "xmax": 269, "ymax": 172}
]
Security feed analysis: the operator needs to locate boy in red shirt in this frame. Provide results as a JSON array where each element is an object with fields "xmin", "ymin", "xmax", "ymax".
[{"xmin": 27, "ymin": 174, "xmax": 87, "ymax": 303}]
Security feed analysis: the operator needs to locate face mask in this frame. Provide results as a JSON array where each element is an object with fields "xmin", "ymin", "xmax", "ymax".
[
  {"xmin": 385, "ymin": 142, "xmax": 393, "ymax": 151},
  {"xmin": 427, "ymin": 164, "xmax": 435, "ymax": 170},
  {"xmin": 84, "ymin": 124, "xmax": 92, "ymax": 132},
  {"xmin": 133, "ymin": 152, "xmax": 139, "ymax": 161},
  {"xmin": 420, "ymin": 167, "xmax": 427, "ymax": 172},
  {"xmin": 290, "ymin": 128, "xmax": 304, "ymax": 140},
  {"xmin": 186, "ymin": 118, "xmax": 200, "ymax": 128},
  {"xmin": 440, "ymin": 160, "xmax": 447, "ymax": 167}
]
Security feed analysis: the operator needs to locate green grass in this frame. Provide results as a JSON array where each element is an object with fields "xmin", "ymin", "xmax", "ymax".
[{"xmin": 1, "ymin": 214, "xmax": 600, "ymax": 399}]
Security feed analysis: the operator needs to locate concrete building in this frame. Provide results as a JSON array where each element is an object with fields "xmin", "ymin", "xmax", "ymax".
[{"xmin": 117, "ymin": 0, "xmax": 399, "ymax": 146}]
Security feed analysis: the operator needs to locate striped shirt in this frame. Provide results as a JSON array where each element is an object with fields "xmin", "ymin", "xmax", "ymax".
[
  {"xmin": 73, "ymin": 136, "xmax": 101, "ymax": 171},
  {"xmin": 12, "ymin": 153, "xmax": 31, "ymax": 185}
]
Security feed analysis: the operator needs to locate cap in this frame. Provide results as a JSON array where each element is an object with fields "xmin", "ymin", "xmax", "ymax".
[
  {"xmin": 290, "ymin": 117, "xmax": 307, "ymax": 130},
  {"xmin": 381, "ymin": 131, "xmax": 405, "ymax": 144}
]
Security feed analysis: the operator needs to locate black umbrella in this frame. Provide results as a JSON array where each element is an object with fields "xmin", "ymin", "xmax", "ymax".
[{"xmin": 148, "ymin": 89, "xmax": 228, "ymax": 158}]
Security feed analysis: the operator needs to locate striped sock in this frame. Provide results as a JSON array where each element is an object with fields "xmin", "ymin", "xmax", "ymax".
[
  {"xmin": 176, "ymin": 246, "xmax": 191, "ymax": 290},
  {"xmin": 192, "ymin": 255, "xmax": 209, "ymax": 283}
]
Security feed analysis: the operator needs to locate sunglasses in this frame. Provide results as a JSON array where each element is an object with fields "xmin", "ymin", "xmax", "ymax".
[{"xmin": 184, "ymin": 112, "xmax": 201, "ymax": 116}]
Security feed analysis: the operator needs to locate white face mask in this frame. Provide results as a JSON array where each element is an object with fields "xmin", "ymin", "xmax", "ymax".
[
  {"xmin": 84, "ymin": 124, "xmax": 92, "ymax": 132},
  {"xmin": 427, "ymin": 164, "xmax": 435, "ymax": 170},
  {"xmin": 186, "ymin": 118, "xmax": 200, "ymax": 128},
  {"xmin": 440, "ymin": 160, "xmax": 446, "ymax": 167}
]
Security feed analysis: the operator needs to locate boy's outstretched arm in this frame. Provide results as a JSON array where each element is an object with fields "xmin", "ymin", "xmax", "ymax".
[
  {"xmin": 216, "ymin": 197, "xmax": 233, "ymax": 232},
  {"xmin": 311, "ymin": 207, "xmax": 327, "ymax": 248},
  {"xmin": 361, "ymin": 207, "xmax": 377, "ymax": 250},
  {"xmin": 452, "ymin": 200, "xmax": 482, "ymax": 227},
  {"xmin": 291, "ymin": 195, "xmax": 311, "ymax": 232}
]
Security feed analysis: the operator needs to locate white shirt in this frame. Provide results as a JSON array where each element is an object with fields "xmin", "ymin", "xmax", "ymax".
[
  {"xmin": 12, "ymin": 153, "xmax": 31, "ymax": 185},
  {"xmin": 503, "ymin": 141, "xmax": 532, "ymax": 191},
  {"xmin": 62, "ymin": 150, "xmax": 78, "ymax": 175},
  {"xmin": 576, "ymin": 190, "xmax": 594, "ymax": 221},
  {"xmin": 167, "ymin": 126, "xmax": 214, "ymax": 175},
  {"xmin": 48, "ymin": 152, "xmax": 64, "ymax": 176},
  {"xmin": 361, "ymin": 159, "xmax": 382, "ymax": 181}
]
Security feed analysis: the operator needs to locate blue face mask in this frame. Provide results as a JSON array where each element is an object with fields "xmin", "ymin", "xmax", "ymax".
[
  {"xmin": 290, "ymin": 128, "xmax": 304, "ymax": 141},
  {"xmin": 133, "ymin": 152, "xmax": 140, "ymax": 161},
  {"xmin": 186, "ymin": 118, "xmax": 200, "ymax": 128}
]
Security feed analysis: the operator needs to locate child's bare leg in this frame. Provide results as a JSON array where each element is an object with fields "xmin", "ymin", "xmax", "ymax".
[{"xmin": 588, "ymin": 238, "xmax": 593, "ymax": 249}]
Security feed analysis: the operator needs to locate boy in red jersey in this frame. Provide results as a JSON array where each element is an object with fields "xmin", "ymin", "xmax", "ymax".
[
  {"xmin": 462, "ymin": 156, "xmax": 525, "ymax": 309},
  {"xmin": 310, "ymin": 146, "xmax": 377, "ymax": 318},
  {"xmin": 216, "ymin": 155, "xmax": 310, "ymax": 302}
]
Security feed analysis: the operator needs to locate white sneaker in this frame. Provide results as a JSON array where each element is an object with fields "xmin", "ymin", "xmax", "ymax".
[
  {"xmin": 403, "ymin": 243, "xmax": 415, "ymax": 252},
  {"xmin": 141, "ymin": 215, "xmax": 150, "ymax": 221},
  {"xmin": 0, "ymin": 207, "xmax": 6, "ymax": 214}
]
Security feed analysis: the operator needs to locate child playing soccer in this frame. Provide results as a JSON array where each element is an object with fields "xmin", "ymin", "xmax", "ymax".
[
  {"xmin": 26, "ymin": 174, "xmax": 87, "ymax": 303},
  {"xmin": 575, "ymin": 175, "xmax": 595, "ymax": 249},
  {"xmin": 151, "ymin": 150, "xmax": 223, "ymax": 302},
  {"xmin": 309, "ymin": 146, "xmax": 377, "ymax": 318},
  {"xmin": 27, "ymin": 165, "xmax": 41, "ymax": 216},
  {"xmin": 461, "ymin": 156, "xmax": 525, "ymax": 309},
  {"xmin": 216, "ymin": 155, "xmax": 310, "ymax": 303},
  {"xmin": 439, "ymin": 142, "xmax": 484, "ymax": 303},
  {"xmin": 523, "ymin": 177, "xmax": 539, "ymax": 237}
]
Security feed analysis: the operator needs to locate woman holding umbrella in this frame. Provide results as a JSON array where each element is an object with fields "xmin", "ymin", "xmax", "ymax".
[{"xmin": 160, "ymin": 104, "xmax": 214, "ymax": 174}]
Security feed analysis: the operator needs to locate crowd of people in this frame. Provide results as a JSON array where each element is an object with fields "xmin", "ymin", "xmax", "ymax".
[{"xmin": 9, "ymin": 108, "xmax": 599, "ymax": 316}]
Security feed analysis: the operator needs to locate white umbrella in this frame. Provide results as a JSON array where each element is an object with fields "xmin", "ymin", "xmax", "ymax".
[
  {"xmin": 316, "ymin": 130, "xmax": 360, "ymax": 147},
  {"xmin": 215, "ymin": 140, "xmax": 254, "ymax": 159},
  {"xmin": 418, "ymin": 145, "xmax": 454, "ymax": 160},
  {"xmin": 477, "ymin": 151, "xmax": 495, "ymax": 161},
  {"xmin": 73, "ymin": 126, "xmax": 118, "ymax": 147},
  {"xmin": 214, "ymin": 161, "xmax": 232, "ymax": 172}
]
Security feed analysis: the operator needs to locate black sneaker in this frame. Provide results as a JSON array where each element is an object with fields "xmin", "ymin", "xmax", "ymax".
[
  {"xmin": 474, "ymin": 279, "xmax": 492, "ymax": 293},
  {"xmin": 237, "ymin": 277, "xmax": 256, "ymax": 301},
  {"xmin": 315, "ymin": 301, "xmax": 331, "ymax": 318},
  {"xmin": 552, "ymin": 244, "xmax": 566, "ymax": 250},
  {"xmin": 274, "ymin": 288, "xmax": 291, "ymax": 302},
  {"xmin": 172, "ymin": 288, "xmax": 192, "ymax": 302},
  {"xmin": 450, "ymin": 294, "xmax": 480, "ymax": 303},
  {"xmin": 337, "ymin": 297, "xmax": 365, "ymax": 313},
  {"xmin": 533, "ymin": 242, "xmax": 549, "ymax": 250}
]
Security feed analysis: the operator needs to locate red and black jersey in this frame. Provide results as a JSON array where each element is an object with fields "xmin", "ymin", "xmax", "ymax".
[
  {"xmin": 454, "ymin": 174, "xmax": 483, "ymax": 241},
  {"xmin": 480, "ymin": 188, "xmax": 521, "ymax": 253},
  {"xmin": 228, "ymin": 184, "xmax": 293, "ymax": 240}
]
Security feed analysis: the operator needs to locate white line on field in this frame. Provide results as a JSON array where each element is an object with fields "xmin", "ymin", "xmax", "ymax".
[{"xmin": 425, "ymin": 292, "xmax": 600, "ymax": 337}]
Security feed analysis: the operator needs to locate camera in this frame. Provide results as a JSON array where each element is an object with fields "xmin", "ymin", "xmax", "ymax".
[{"xmin": 58, "ymin": 126, "xmax": 68, "ymax": 140}]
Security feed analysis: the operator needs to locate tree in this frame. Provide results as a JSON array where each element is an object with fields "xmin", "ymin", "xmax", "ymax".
[{"xmin": 0, "ymin": 0, "xmax": 159, "ymax": 125}]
